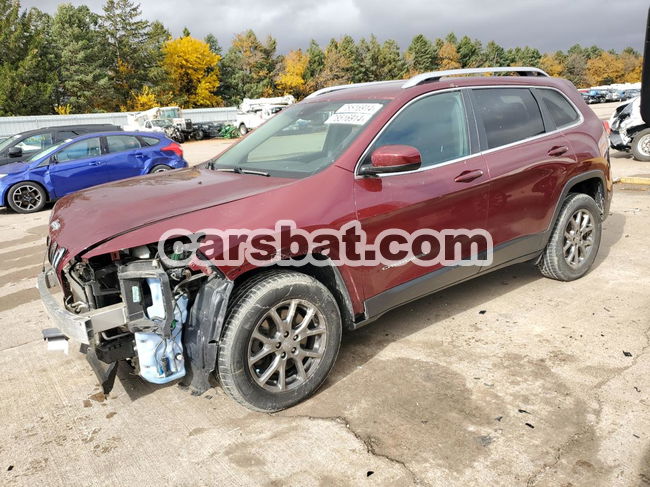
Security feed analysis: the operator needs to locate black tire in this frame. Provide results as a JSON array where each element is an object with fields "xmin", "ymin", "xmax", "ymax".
[
  {"xmin": 194, "ymin": 129, "xmax": 205, "ymax": 141},
  {"xmin": 150, "ymin": 164, "xmax": 172, "ymax": 173},
  {"xmin": 217, "ymin": 270, "xmax": 342, "ymax": 412},
  {"xmin": 631, "ymin": 128, "xmax": 650, "ymax": 162},
  {"xmin": 538, "ymin": 193, "xmax": 602, "ymax": 281},
  {"xmin": 6, "ymin": 182, "xmax": 47, "ymax": 214},
  {"xmin": 239, "ymin": 124, "xmax": 248, "ymax": 136}
]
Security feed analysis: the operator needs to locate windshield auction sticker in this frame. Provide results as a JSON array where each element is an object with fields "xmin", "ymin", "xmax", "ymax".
[{"xmin": 325, "ymin": 103, "xmax": 383, "ymax": 125}]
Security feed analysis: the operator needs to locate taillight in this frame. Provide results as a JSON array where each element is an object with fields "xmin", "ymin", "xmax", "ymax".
[
  {"xmin": 603, "ymin": 120, "xmax": 611, "ymax": 134},
  {"xmin": 162, "ymin": 142, "xmax": 183, "ymax": 158}
]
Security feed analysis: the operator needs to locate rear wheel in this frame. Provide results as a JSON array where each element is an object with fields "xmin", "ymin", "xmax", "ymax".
[
  {"xmin": 538, "ymin": 193, "xmax": 602, "ymax": 281},
  {"xmin": 239, "ymin": 124, "xmax": 248, "ymax": 136},
  {"xmin": 631, "ymin": 128, "xmax": 650, "ymax": 162},
  {"xmin": 150, "ymin": 164, "xmax": 172, "ymax": 173},
  {"xmin": 217, "ymin": 270, "xmax": 342, "ymax": 412},
  {"xmin": 6, "ymin": 182, "xmax": 47, "ymax": 213}
]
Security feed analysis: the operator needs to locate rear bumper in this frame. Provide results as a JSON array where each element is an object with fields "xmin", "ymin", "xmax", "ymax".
[{"xmin": 37, "ymin": 267, "xmax": 128, "ymax": 345}]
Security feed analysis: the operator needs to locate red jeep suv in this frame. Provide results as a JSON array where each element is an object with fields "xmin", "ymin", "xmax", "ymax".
[{"xmin": 38, "ymin": 67, "xmax": 612, "ymax": 412}]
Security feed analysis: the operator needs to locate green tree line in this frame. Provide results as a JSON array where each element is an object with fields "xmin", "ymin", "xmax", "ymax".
[{"xmin": 0, "ymin": 0, "xmax": 643, "ymax": 116}]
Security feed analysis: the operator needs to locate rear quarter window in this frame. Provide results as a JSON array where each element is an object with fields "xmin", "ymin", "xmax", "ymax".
[
  {"xmin": 473, "ymin": 88, "xmax": 545, "ymax": 150},
  {"xmin": 140, "ymin": 136, "xmax": 160, "ymax": 147},
  {"xmin": 535, "ymin": 88, "xmax": 580, "ymax": 129}
]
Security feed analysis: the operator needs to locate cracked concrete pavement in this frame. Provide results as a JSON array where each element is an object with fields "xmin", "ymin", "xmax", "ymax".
[{"xmin": 1, "ymin": 117, "xmax": 649, "ymax": 485}]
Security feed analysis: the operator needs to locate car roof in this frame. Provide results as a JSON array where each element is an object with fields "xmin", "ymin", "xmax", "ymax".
[
  {"xmin": 12, "ymin": 124, "xmax": 121, "ymax": 137},
  {"xmin": 302, "ymin": 67, "xmax": 571, "ymax": 103}
]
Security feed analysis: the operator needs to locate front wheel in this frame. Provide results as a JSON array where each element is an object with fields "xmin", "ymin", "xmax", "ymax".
[
  {"xmin": 6, "ymin": 182, "xmax": 47, "ymax": 213},
  {"xmin": 217, "ymin": 270, "xmax": 342, "ymax": 412},
  {"xmin": 239, "ymin": 124, "xmax": 248, "ymax": 136},
  {"xmin": 631, "ymin": 128, "xmax": 650, "ymax": 162},
  {"xmin": 538, "ymin": 193, "xmax": 602, "ymax": 281}
]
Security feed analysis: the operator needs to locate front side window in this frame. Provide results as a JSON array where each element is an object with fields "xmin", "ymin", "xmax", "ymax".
[
  {"xmin": 56, "ymin": 137, "xmax": 102, "ymax": 163},
  {"xmin": 364, "ymin": 91, "xmax": 469, "ymax": 168},
  {"xmin": 473, "ymin": 88, "xmax": 545, "ymax": 149},
  {"xmin": 535, "ymin": 89, "xmax": 580, "ymax": 129},
  {"xmin": 106, "ymin": 135, "xmax": 141, "ymax": 153},
  {"xmin": 212, "ymin": 99, "xmax": 388, "ymax": 178},
  {"xmin": 16, "ymin": 133, "xmax": 53, "ymax": 151}
]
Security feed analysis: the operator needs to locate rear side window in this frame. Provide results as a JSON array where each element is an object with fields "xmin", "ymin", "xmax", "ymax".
[
  {"xmin": 106, "ymin": 135, "xmax": 141, "ymax": 153},
  {"xmin": 535, "ymin": 89, "xmax": 580, "ymax": 129},
  {"xmin": 473, "ymin": 88, "xmax": 545, "ymax": 150},
  {"xmin": 140, "ymin": 136, "xmax": 160, "ymax": 147},
  {"xmin": 369, "ymin": 91, "xmax": 469, "ymax": 167}
]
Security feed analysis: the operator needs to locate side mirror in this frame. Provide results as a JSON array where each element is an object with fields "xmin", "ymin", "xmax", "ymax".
[
  {"xmin": 49, "ymin": 153, "xmax": 58, "ymax": 164},
  {"xmin": 8, "ymin": 147, "xmax": 22, "ymax": 158},
  {"xmin": 359, "ymin": 145, "xmax": 422, "ymax": 176}
]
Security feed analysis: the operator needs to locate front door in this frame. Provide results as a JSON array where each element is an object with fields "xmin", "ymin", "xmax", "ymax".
[
  {"xmin": 48, "ymin": 136, "xmax": 109, "ymax": 197},
  {"xmin": 353, "ymin": 90, "xmax": 490, "ymax": 316}
]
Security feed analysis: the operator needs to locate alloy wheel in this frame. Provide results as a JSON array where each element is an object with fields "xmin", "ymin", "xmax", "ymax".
[
  {"xmin": 563, "ymin": 209, "xmax": 595, "ymax": 269},
  {"xmin": 247, "ymin": 299, "xmax": 327, "ymax": 392},
  {"xmin": 12, "ymin": 185, "xmax": 42, "ymax": 211}
]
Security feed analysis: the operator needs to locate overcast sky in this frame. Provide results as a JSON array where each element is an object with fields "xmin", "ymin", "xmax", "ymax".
[{"xmin": 23, "ymin": 0, "xmax": 648, "ymax": 53}]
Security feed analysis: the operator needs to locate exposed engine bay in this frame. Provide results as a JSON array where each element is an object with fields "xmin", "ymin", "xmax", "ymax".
[{"xmin": 49, "ymin": 240, "xmax": 233, "ymax": 394}]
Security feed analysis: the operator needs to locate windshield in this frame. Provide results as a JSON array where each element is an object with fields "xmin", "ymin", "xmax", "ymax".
[
  {"xmin": 27, "ymin": 142, "xmax": 65, "ymax": 162},
  {"xmin": 0, "ymin": 134, "xmax": 20, "ymax": 152},
  {"xmin": 211, "ymin": 99, "xmax": 387, "ymax": 178}
]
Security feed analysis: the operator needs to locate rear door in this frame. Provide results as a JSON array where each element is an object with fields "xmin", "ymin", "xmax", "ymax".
[
  {"xmin": 353, "ymin": 90, "xmax": 490, "ymax": 313},
  {"xmin": 48, "ymin": 136, "xmax": 109, "ymax": 197},
  {"xmin": 471, "ymin": 87, "xmax": 577, "ymax": 269},
  {"xmin": 102, "ymin": 135, "xmax": 147, "ymax": 182}
]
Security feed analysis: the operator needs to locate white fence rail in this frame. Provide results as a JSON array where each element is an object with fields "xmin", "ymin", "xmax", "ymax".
[{"xmin": 0, "ymin": 107, "xmax": 238, "ymax": 137}]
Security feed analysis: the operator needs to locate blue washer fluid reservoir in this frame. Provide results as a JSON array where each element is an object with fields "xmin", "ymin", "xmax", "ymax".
[{"xmin": 134, "ymin": 278, "xmax": 188, "ymax": 384}]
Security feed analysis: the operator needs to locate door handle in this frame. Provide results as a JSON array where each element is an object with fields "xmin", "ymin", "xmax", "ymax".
[
  {"xmin": 547, "ymin": 145, "xmax": 569, "ymax": 157},
  {"xmin": 454, "ymin": 169, "xmax": 484, "ymax": 183},
  {"xmin": 88, "ymin": 161, "xmax": 101, "ymax": 166}
]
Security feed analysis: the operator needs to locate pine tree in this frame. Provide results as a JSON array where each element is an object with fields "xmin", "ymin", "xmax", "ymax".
[
  {"xmin": 100, "ymin": 0, "xmax": 151, "ymax": 109},
  {"xmin": 404, "ymin": 34, "xmax": 435, "ymax": 75}
]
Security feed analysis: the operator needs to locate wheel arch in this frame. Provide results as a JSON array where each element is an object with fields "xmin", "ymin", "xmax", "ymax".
[{"xmin": 230, "ymin": 255, "xmax": 357, "ymax": 331}]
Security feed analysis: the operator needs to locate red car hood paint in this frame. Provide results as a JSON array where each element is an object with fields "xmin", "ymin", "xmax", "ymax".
[{"xmin": 49, "ymin": 167, "xmax": 295, "ymax": 262}]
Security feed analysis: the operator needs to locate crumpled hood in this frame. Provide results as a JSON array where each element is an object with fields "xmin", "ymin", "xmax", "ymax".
[
  {"xmin": 0, "ymin": 161, "xmax": 29, "ymax": 175},
  {"xmin": 49, "ymin": 166, "xmax": 295, "ymax": 260}
]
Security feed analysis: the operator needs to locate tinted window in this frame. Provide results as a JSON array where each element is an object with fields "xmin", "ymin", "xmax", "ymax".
[
  {"xmin": 106, "ymin": 135, "xmax": 141, "ymax": 153},
  {"xmin": 369, "ymin": 91, "xmax": 469, "ymax": 167},
  {"xmin": 56, "ymin": 137, "xmax": 102, "ymax": 162},
  {"xmin": 536, "ymin": 89, "xmax": 580, "ymax": 129},
  {"xmin": 473, "ymin": 88, "xmax": 545, "ymax": 149},
  {"xmin": 16, "ymin": 133, "xmax": 53, "ymax": 151},
  {"xmin": 140, "ymin": 136, "xmax": 160, "ymax": 147},
  {"xmin": 56, "ymin": 131, "xmax": 79, "ymax": 141}
]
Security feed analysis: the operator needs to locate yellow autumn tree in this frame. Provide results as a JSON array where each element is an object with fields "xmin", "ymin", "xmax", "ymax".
[
  {"xmin": 438, "ymin": 42, "xmax": 461, "ymax": 70},
  {"xmin": 586, "ymin": 52, "xmax": 625, "ymax": 86},
  {"xmin": 124, "ymin": 86, "xmax": 159, "ymax": 111},
  {"xmin": 539, "ymin": 54, "xmax": 564, "ymax": 77},
  {"xmin": 276, "ymin": 49, "xmax": 309, "ymax": 97},
  {"xmin": 620, "ymin": 52, "xmax": 643, "ymax": 83},
  {"xmin": 162, "ymin": 36, "xmax": 222, "ymax": 108}
]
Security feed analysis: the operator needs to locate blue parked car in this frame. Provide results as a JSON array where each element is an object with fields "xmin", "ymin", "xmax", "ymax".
[{"xmin": 0, "ymin": 132, "xmax": 187, "ymax": 213}]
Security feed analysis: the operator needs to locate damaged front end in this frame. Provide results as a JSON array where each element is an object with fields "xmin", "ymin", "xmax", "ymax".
[
  {"xmin": 609, "ymin": 97, "xmax": 647, "ymax": 151},
  {"xmin": 38, "ymin": 241, "xmax": 233, "ymax": 395}
]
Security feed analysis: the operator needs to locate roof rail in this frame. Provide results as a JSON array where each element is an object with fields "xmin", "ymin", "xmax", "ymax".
[
  {"xmin": 401, "ymin": 67, "xmax": 549, "ymax": 89},
  {"xmin": 304, "ymin": 80, "xmax": 398, "ymax": 100}
]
